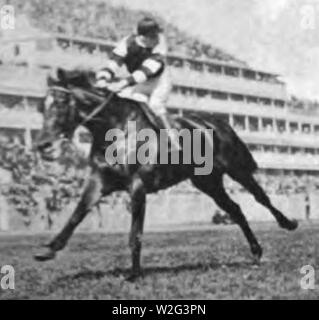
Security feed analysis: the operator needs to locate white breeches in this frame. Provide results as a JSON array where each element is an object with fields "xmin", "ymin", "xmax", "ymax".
[{"xmin": 118, "ymin": 69, "xmax": 172, "ymax": 115}]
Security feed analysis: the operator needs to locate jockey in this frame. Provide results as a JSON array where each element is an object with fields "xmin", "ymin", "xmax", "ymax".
[{"xmin": 96, "ymin": 17, "xmax": 179, "ymax": 149}]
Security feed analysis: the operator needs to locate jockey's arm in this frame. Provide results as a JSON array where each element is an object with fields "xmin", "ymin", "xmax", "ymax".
[
  {"xmin": 106, "ymin": 55, "xmax": 165, "ymax": 93},
  {"xmin": 96, "ymin": 37, "xmax": 128, "ymax": 82},
  {"xmin": 125, "ymin": 34, "xmax": 168, "ymax": 86},
  {"xmin": 126, "ymin": 55, "xmax": 165, "ymax": 86},
  {"xmin": 98, "ymin": 33, "xmax": 167, "ymax": 92}
]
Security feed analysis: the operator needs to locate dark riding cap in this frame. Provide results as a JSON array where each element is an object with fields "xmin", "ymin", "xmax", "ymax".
[{"xmin": 137, "ymin": 17, "xmax": 162, "ymax": 36}]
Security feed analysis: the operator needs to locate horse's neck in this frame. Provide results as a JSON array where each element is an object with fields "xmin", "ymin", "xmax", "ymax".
[{"xmin": 83, "ymin": 99, "xmax": 146, "ymax": 149}]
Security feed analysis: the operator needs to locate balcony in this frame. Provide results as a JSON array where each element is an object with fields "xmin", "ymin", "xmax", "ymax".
[
  {"xmin": 238, "ymin": 131, "xmax": 319, "ymax": 148},
  {"xmin": 171, "ymin": 67, "xmax": 287, "ymax": 101},
  {"xmin": 253, "ymin": 152, "xmax": 319, "ymax": 171},
  {"xmin": 168, "ymin": 93, "xmax": 288, "ymax": 118}
]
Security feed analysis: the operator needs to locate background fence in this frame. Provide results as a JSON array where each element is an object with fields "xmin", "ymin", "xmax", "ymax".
[{"xmin": 0, "ymin": 190, "xmax": 316, "ymax": 233}]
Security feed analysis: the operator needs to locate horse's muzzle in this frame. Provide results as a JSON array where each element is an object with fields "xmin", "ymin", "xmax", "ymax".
[
  {"xmin": 36, "ymin": 139, "xmax": 62, "ymax": 161},
  {"xmin": 36, "ymin": 141, "xmax": 53, "ymax": 153}
]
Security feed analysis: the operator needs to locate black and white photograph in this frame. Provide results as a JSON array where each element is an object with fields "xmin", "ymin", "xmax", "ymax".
[{"xmin": 0, "ymin": 0, "xmax": 319, "ymax": 302}]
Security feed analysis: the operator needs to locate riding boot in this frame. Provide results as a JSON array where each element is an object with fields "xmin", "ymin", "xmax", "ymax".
[{"xmin": 157, "ymin": 113, "xmax": 181, "ymax": 151}]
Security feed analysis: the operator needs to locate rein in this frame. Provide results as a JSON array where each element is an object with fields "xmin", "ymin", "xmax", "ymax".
[
  {"xmin": 49, "ymin": 86, "xmax": 115, "ymax": 127},
  {"xmin": 79, "ymin": 91, "xmax": 115, "ymax": 127}
]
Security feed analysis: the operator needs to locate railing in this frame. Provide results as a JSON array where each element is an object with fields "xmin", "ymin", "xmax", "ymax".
[
  {"xmin": 238, "ymin": 130, "xmax": 319, "ymax": 148},
  {"xmin": 253, "ymin": 151, "xmax": 319, "ymax": 170},
  {"xmin": 171, "ymin": 68, "xmax": 287, "ymax": 100},
  {"xmin": 168, "ymin": 94, "xmax": 319, "ymax": 126},
  {"xmin": 169, "ymin": 94, "xmax": 288, "ymax": 117}
]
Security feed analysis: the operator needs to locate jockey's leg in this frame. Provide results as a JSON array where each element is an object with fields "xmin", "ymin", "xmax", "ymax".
[
  {"xmin": 149, "ymin": 73, "xmax": 181, "ymax": 150},
  {"xmin": 156, "ymin": 110, "xmax": 181, "ymax": 151}
]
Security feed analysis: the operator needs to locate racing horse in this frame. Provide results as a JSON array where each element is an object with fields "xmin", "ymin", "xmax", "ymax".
[{"xmin": 34, "ymin": 68, "xmax": 298, "ymax": 280}]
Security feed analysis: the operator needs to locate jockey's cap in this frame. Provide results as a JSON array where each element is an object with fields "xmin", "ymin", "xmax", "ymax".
[{"xmin": 137, "ymin": 17, "xmax": 162, "ymax": 36}]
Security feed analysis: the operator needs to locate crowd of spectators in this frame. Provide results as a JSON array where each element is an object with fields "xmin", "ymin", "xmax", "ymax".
[
  {"xmin": 223, "ymin": 172, "xmax": 319, "ymax": 196},
  {"xmin": 14, "ymin": 0, "xmax": 241, "ymax": 63},
  {"xmin": 165, "ymin": 171, "xmax": 319, "ymax": 197},
  {"xmin": 0, "ymin": 136, "xmax": 89, "ymax": 228},
  {"xmin": 0, "ymin": 135, "xmax": 132, "ymax": 229}
]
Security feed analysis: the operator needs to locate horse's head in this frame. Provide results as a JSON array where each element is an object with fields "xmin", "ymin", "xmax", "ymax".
[{"xmin": 36, "ymin": 68, "xmax": 95, "ymax": 161}]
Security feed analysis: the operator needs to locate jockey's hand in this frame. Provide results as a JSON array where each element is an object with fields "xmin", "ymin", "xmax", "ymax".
[
  {"xmin": 107, "ymin": 79, "xmax": 130, "ymax": 93},
  {"xmin": 95, "ymin": 79, "xmax": 109, "ymax": 89},
  {"xmin": 95, "ymin": 69, "xmax": 114, "ymax": 89},
  {"xmin": 96, "ymin": 69, "xmax": 113, "ymax": 82}
]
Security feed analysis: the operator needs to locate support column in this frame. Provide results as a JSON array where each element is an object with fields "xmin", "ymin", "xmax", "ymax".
[
  {"xmin": 310, "ymin": 124, "xmax": 314, "ymax": 135},
  {"xmin": 298, "ymin": 122, "xmax": 302, "ymax": 133},
  {"xmin": 23, "ymin": 97, "xmax": 32, "ymax": 150},
  {"xmin": 258, "ymin": 117, "xmax": 263, "ymax": 131},
  {"xmin": 245, "ymin": 116, "xmax": 250, "ymax": 132},
  {"xmin": 286, "ymin": 121, "xmax": 289, "ymax": 134},
  {"xmin": 229, "ymin": 114, "xmax": 234, "ymax": 127},
  {"xmin": 273, "ymin": 118, "xmax": 278, "ymax": 132},
  {"xmin": 0, "ymin": 191, "xmax": 10, "ymax": 231}
]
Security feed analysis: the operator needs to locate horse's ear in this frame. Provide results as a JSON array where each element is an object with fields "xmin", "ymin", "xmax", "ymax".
[
  {"xmin": 57, "ymin": 68, "xmax": 68, "ymax": 84},
  {"xmin": 47, "ymin": 68, "xmax": 63, "ymax": 86},
  {"xmin": 47, "ymin": 75, "xmax": 57, "ymax": 87}
]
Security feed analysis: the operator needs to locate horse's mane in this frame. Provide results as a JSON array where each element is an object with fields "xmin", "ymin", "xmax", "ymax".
[
  {"xmin": 55, "ymin": 68, "xmax": 96, "ymax": 90},
  {"xmin": 49, "ymin": 68, "xmax": 162, "ymax": 130}
]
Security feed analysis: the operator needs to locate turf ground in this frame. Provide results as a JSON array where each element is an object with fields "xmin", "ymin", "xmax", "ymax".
[{"xmin": 0, "ymin": 222, "xmax": 319, "ymax": 299}]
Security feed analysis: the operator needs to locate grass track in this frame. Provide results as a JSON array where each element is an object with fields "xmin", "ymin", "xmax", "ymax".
[{"xmin": 0, "ymin": 222, "xmax": 319, "ymax": 299}]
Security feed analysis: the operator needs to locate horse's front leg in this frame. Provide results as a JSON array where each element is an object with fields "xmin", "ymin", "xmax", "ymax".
[
  {"xmin": 127, "ymin": 177, "xmax": 146, "ymax": 281},
  {"xmin": 34, "ymin": 171, "xmax": 106, "ymax": 261}
]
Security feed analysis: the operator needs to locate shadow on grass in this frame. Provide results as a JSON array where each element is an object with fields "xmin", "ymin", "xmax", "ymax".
[{"xmin": 52, "ymin": 259, "xmax": 259, "ymax": 284}]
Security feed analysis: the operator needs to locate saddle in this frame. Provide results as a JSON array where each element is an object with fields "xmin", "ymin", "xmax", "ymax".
[
  {"xmin": 59, "ymin": 69, "xmax": 176, "ymax": 131},
  {"xmin": 71, "ymin": 86, "xmax": 176, "ymax": 132}
]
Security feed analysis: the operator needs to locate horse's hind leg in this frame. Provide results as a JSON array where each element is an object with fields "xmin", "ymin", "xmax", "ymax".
[
  {"xmin": 230, "ymin": 173, "xmax": 298, "ymax": 231},
  {"xmin": 192, "ymin": 173, "xmax": 263, "ymax": 263},
  {"xmin": 34, "ymin": 171, "xmax": 106, "ymax": 261}
]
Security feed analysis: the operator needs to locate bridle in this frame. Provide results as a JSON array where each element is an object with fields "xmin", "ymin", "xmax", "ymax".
[
  {"xmin": 48, "ymin": 86, "xmax": 115, "ymax": 128},
  {"xmin": 79, "ymin": 91, "xmax": 115, "ymax": 127}
]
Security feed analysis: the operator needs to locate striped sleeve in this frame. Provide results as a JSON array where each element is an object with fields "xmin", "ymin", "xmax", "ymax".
[
  {"xmin": 127, "ymin": 55, "xmax": 165, "ymax": 85},
  {"xmin": 107, "ymin": 36, "xmax": 129, "ymax": 73}
]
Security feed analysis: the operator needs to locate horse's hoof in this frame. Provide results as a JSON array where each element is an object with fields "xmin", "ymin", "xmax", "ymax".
[
  {"xmin": 252, "ymin": 255, "xmax": 261, "ymax": 267},
  {"xmin": 251, "ymin": 245, "xmax": 263, "ymax": 265},
  {"xmin": 280, "ymin": 219, "xmax": 298, "ymax": 231},
  {"xmin": 126, "ymin": 271, "xmax": 143, "ymax": 282},
  {"xmin": 34, "ymin": 247, "xmax": 56, "ymax": 262},
  {"xmin": 288, "ymin": 219, "xmax": 298, "ymax": 231}
]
